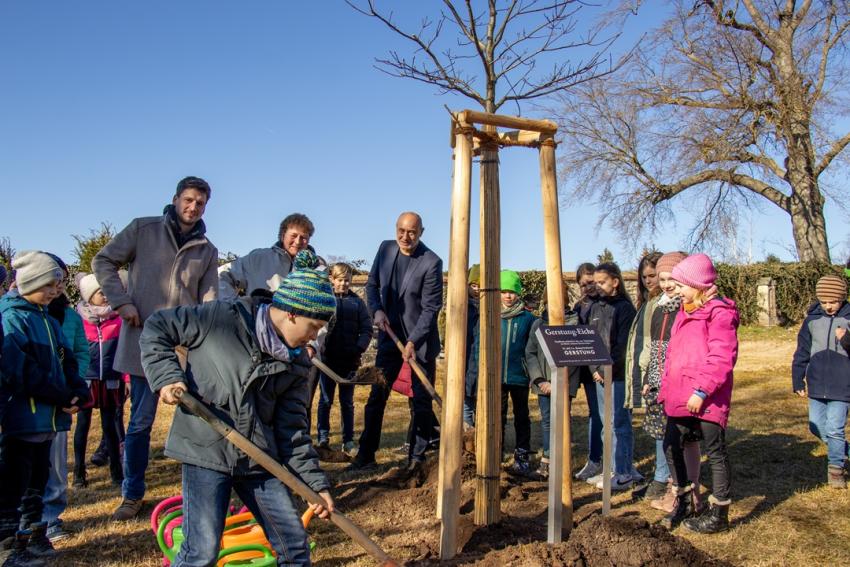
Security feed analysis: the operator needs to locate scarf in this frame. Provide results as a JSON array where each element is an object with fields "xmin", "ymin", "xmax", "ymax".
[
  {"xmin": 255, "ymin": 304, "xmax": 301, "ymax": 363},
  {"xmin": 501, "ymin": 299, "xmax": 526, "ymax": 319},
  {"xmin": 659, "ymin": 294, "xmax": 682, "ymax": 313},
  {"xmin": 163, "ymin": 204, "xmax": 207, "ymax": 248},
  {"xmin": 76, "ymin": 301, "xmax": 120, "ymax": 324}
]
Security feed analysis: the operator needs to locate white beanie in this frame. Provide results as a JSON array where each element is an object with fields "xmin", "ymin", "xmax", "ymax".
[
  {"xmin": 12, "ymin": 251, "xmax": 63, "ymax": 296},
  {"xmin": 78, "ymin": 273, "xmax": 101, "ymax": 303}
]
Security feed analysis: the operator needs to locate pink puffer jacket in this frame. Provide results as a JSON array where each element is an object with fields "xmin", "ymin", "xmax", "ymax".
[{"xmin": 658, "ymin": 298, "xmax": 739, "ymax": 428}]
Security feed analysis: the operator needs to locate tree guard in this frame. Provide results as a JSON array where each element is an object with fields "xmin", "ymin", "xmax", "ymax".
[{"xmin": 438, "ymin": 110, "xmax": 571, "ymax": 560}]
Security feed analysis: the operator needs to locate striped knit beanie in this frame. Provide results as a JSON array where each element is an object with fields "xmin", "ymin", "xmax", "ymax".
[
  {"xmin": 656, "ymin": 251, "xmax": 688, "ymax": 274},
  {"xmin": 272, "ymin": 250, "xmax": 336, "ymax": 321},
  {"xmin": 815, "ymin": 275, "xmax": 847, "ymax": 303},
  {"xmin": 671, "ymin": 253, "xmax": 717, "ymax": 290}
]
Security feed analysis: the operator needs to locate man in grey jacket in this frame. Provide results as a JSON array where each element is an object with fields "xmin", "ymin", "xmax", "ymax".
[
  {"xmin": 93, "ymin": 176, "xmax": 218, "ymax": 520},
  {"xmin": 141, "ymin": 250, "xmax": 334, "ymax": 567}
]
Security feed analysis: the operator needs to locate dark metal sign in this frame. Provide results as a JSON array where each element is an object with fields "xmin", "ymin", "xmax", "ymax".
[{"xmin": 536, "ymin": 325, "xmax": 612, "ymax": 367}]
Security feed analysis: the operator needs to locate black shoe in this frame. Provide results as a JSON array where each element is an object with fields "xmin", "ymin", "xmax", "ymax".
[
  {"xmin": 659, "ymin": 487, "xmax": 695, "ymax": 530},
  {"xmin": 344, "ymin": 456, "xmax": 378, "ymax": 473},
  {"xmin": 25, "ymin": 523, "xmax": 56, "ymax": 558},
  {"xmin": 89, "ymin": 451, "xmax": 107, "ymax": 468},
  {"xmin": 2, "ymin": 530, "xmax": 47, "ymax": 567},
  {"xmin": 641, "ymin": 480, "xmax": 668, "ymax": 501},
  {"xmin": 506, "ymin": 449, "xmax": 532, "ymax": 477},
  {"xmin": 683, "ymin": 501, "xmax": 730, "ymax": 534},
  {"xmin": 72, "ymin": 474, "xmax": 88, "ymax": 489}
]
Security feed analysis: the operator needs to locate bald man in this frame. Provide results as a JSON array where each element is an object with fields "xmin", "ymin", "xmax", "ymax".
[{"xmin": 346, "ymin": 213, "xmax": 443, "ymax": 480}]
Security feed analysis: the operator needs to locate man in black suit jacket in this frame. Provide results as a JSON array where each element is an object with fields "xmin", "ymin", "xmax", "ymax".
[{"xmin": 347, "ymin": 212, "xmax": 443, "ymax": 476}]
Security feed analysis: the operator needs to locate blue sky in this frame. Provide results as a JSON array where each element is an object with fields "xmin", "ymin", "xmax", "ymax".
[{"xmin": 1, "ymin": 1, "xmax": 847, "ymax": 271}]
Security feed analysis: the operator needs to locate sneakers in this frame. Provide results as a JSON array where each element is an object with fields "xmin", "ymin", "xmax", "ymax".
[
  {"xmin": 2, "ymin": 530, "xmax": 47, "ymax": 567},
  {"xmin": 506, "ymin": 450, "xmax": 532, "ymax": 477},
  {"xmin": 72, "ymin": 473, "xmax": 88, "ymax": 489},
  {"xmin": 25, "ymin": 523, "xmax": 56, "ymax": 558},
  {"xmin": 574, "ymin": 460, "xmax": 601, "ymax": 481},
  {"xmin": 45, "ymin": 522, "xmax": 72, "ymax": 544},
  {"xmin": 532, "ymin": 458, "xmax": 549, "ymax": 481},
  {"xmin": 111, "ymin": 498, "xmax": 143, "ymax": 521},
  {"xmin": 595, "ymin": 472, "xmax": 638, "ymax": 491},
  {"xmin": 342, "ymin": 441, "xmax": 357, "ymax": 456},
  {"xmin": 828, "ymin": 465, "xmax": 847, "ymax": 489}
]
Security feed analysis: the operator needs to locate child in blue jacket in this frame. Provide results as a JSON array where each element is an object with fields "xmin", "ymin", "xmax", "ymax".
[
  {"xmin": 0, "ymin": 252, "xmax": 88, "ymax": 564},
  {"xmin": 792, "ymin": 275, "xmax": 850, "ymax": 488}
]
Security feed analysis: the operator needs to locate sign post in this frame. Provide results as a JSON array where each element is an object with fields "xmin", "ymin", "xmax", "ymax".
[{"xmin": 536, "ymin": 324, "xmax": 613, "ymax": 541}]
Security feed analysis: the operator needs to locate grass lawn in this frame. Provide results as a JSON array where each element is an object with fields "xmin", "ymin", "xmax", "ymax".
[{"xmin": 52, "ymin": 326, "xmax": 848, "ymax": 566}]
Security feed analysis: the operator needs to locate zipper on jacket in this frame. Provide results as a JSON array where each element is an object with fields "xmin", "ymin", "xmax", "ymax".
[
  {"xmin": 36, "ymin": 309, "xmax": 61, "ymax": 419},
  {"xmin": 98, "ymin": 324, "xmax": 104, "ymax": 380},
  {"xmin": 824, "ymin": 317, "xmax": 835, "ymax": 399},
  {"xmin": 502, "ymin": 318, "xmax": 513, "ymax": 384}
]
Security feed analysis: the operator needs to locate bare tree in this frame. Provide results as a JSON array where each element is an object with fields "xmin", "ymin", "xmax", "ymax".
[
  {"xmin": 347, "ymin": 0, "xmax": 623, "ymax": 115},
  {"xmin": 559, "ymin": 0, "xmax": 850, "ymax": 262}
]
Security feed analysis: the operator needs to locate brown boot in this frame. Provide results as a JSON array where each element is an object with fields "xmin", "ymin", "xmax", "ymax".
[
  {"xmin": 650, "ymin": 479, "xmax": 675, "ymax": 513},
  {"xmin": 111, "ymin": 498, "xmax": 143, "ymax": 521},
  {"xmin": 828, "ymin": 465, "xmax": 847, "ymax": 489}
]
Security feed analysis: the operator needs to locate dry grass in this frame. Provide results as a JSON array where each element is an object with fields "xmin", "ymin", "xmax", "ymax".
[{"xmin": 54, "ymin": 327, "xmax": 849, "ymax": 566}]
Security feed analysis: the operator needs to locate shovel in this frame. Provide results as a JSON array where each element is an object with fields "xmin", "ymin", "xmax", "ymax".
[
  {"xmin": 175, "ymin": 391, "xmax": 399, "ymax": 567},
  {"xmin": 311, "ymin": 358, "xmax": 385, "ymax": 386},
  {"xmin": 382, "ymin": 326, "xmax": 443, "ymax": 409}
]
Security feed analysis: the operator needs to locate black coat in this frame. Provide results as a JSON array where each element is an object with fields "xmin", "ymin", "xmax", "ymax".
[{"xmin": 323, "ymin": 291, "xmax": 373, "ymax": 362}]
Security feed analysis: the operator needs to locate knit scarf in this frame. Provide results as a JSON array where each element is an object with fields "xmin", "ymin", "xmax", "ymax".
[
  {"xmin": 501, "ymin": 299, "xmax": 526, "ymax": 319},
  {"xmin": 255, "ymin": 304, "xmax": 301, "ymax": 363},
  {"xmin": 76, "ymin": 301, "xmax": 120, "ymax": 324},
  {"xmin": 658, "ymin": 294, "xmax": 682, "ymax": 313}
]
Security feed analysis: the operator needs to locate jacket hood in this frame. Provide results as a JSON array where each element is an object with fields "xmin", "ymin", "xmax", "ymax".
[
  {"xmin": 806, "ymin": 300, "xmax": 850, "ymax": 318},
  {"xmin": 0, "ymin": 292, "xmax": 43, "ymax": 315}
]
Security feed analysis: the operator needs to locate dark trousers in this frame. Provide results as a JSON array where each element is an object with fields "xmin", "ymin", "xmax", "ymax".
[
  {"xmin": 0, "ymin": 436, "xmax": 52, "ymax": 529},
  {"xmin": 358, "ymin": 344, "xmax": 437, "ymax": 463},
  {"xmin": 317, "ymin": 356, "xmax": 357, "ymax": 444},
  {"xmin": 74, "ymin": 406, "xmax": 123, "ymax": 482},
  {"xmin": 664, "ymin": 416, "xmax": 731, "ymax": 501},
  {"xmin": 502, "ymin": 384, "xmax": 531, "ymax": 453}
]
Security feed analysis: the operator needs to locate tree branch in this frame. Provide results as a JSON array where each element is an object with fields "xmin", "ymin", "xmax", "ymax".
[{"xmin": 816, "ymin": 131, "xmax": 850, "ymax": 176}]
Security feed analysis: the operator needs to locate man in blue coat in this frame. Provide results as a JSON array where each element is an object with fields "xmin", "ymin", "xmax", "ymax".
[{"xmin": 347, "ymin": 212, "xmax": 443, "ymax": 480}]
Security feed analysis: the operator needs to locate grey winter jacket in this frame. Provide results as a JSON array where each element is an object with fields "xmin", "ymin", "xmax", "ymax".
[
  {"xmin": 218, "ymin": 243, "xmax": 294, "ymax": 300},
  {"xmin": 140, "ymin": 297, "xmax": 329, "ymax": 492},
  {"xmin": 92, "ymin": 211, "xmax": 218, "ymax": 376}
]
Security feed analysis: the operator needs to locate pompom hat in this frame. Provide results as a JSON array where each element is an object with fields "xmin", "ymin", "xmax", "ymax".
[
  {"xmin": 815, "ymin": 275, "xmax": 847, "ymax": 303},
  {"xmin": 272, "ymin": 250, "xmax": 336, "ymax": 321},
  {"xmin": 671, "ymin": 253, "xmax": 717, "ymax": 290},
  {"xmin": 12, "ymin": 251, "xmax": 63, "ymax": 296},
  {"xmin": 656, "ymin": 252, "xmax": 688, "ymax": 275}
]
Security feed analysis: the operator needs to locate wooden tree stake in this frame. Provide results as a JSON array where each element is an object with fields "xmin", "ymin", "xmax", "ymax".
[{"xmin": 438, "ymin": 125, "xmax": 473, "ymax": 559}]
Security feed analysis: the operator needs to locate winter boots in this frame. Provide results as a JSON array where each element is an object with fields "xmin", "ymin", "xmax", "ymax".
[
  {"xmin": 659, "ymin": 485, "xmax": 695, "ymax": 530},
  {"xmin": 1, "ymin": 530, "xmax": 46, "ymax": 567},
  {"xmin": 827, "ymin": 465, "xmax": 847, "ymax": 489},
  {"xmin": 683, "ymin": 496, "xmax": 730, "ymax": 533},
  {"xmin": 506, "ymin": 449, "xmax": 531, "ymax": 477}
]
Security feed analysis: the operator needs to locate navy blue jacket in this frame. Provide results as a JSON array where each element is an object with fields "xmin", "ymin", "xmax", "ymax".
[
  {"xmin": 792, "ymin": 301, "xmax": 850, "ymax": 402},
  {"xmin": 366, "ymin": 240, "xmax": 443, "ymax": 362},
  {"xmin": 323, "ymin": 290, "xmax": 373, "ymax": 362}
]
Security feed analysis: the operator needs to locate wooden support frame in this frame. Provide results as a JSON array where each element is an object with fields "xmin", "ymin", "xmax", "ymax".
[{"xmin": 439, "ymin": 109, "xmax": 569, "ymax": 559}]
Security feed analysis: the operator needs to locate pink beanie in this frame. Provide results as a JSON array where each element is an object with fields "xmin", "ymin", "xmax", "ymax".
[{"xmin": 671, "ymin": 253, "xmax": 717, "ymax": 290}]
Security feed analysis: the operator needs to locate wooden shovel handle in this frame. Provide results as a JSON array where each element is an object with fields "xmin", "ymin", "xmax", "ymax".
[
  {"xmin": 382, "ymin": 326, "xmax": 443, "ymax": 408},
  {"xmin": 176, "ymin": 391, "xmax": 398, "ymax": 566}
]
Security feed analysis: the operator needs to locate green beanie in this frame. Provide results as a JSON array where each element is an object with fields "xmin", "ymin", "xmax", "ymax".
[
  {"xmin": 468, "ymin": 264, "xmax": 480, "ymax": 285},
  {"xmin": 500, "ymin": 270, "xmax": 522, "ymax": 294}
]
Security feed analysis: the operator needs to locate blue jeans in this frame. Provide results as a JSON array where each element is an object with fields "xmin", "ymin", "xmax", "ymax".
[
  {"xmin": 42, "ymin": 431, "xmax": 67, "ymax": 527},
  {"xmin": 808, "ymin": 398, "xmax": 850, "ymax": 468},
  {"xmin": 175, "ymin": 464, "xmax": 311, "ymax": 567},
  {"xmin": 654, "ymin": 438, "xmax": 671, "ymax": 483},
  {"xmin": 122, "ymin": 375, "xmax": 159, "ymax": 500},
  {"xmin": 595, "ymin": 380, "xmax": 634, "ymax": 475},
  {"xmin": 538, "ymin": 394, "xmax": 551, "ymax": 457},
  {"xmin": 316, "ymin": 373, "xmax": 355, "ymax": 445},
  {"xmin": 581, "ymin": 379, "xmax": 603, "ymax": 463},
  {"xmin": 463, "ymin": 395, "xmax": 476, "ymax": 428}
]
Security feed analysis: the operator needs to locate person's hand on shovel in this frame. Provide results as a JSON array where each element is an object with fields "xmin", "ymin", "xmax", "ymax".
[
  {"xmin": 161, "ymin": 382, "xmax": 188, "ymax": 405},
  {"xmin": 373, "ymin": 310, "xmax": 389, "ymax": 332},
  {"xmin": 309, "ymin": 491, "xmax": 335, "ymax": 520},
  {"xmin": 401, "ymin": 341, "xmax": 416, "ymax": 362}
]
